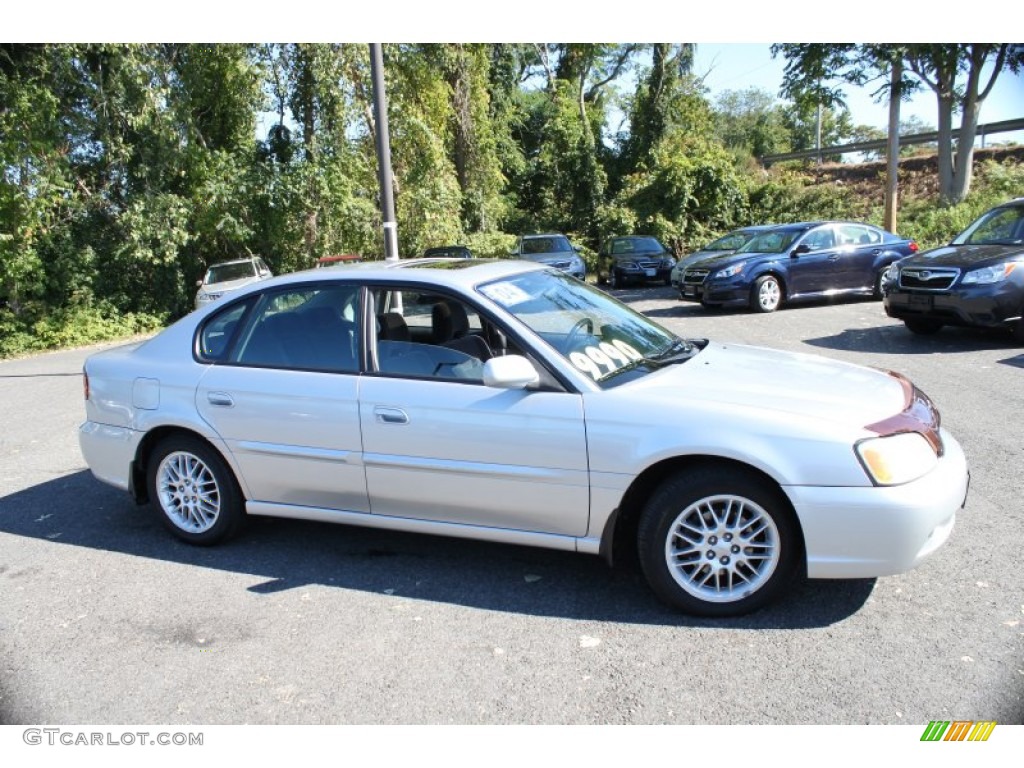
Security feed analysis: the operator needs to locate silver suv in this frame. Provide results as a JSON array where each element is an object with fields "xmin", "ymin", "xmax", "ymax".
[
  {"xmin": 511, "ymin": 233, "xmax": 586, "ymax": 280},
  {"xmin": 195, "ymin": 256, "xmax": 273, "ymax": 309}
]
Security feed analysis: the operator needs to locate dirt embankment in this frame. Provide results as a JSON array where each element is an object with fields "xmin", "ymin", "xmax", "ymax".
[{"xmin": 804, "ymin": 145, "xmax": 1024, "ymax": 203}]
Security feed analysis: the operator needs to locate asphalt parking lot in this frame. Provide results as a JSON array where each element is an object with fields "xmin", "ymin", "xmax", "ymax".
[{"xmin": 1, "ymin": 285, "xmax": 1022, "ymax": 725}]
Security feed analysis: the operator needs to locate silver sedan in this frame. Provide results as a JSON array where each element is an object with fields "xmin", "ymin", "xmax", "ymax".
[{"xmin": 79, "ymin": 259, "xmax": 969, "ymax": 617}]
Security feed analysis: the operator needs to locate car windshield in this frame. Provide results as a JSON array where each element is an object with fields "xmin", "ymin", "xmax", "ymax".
[
  {"xmin": 610, "ymin": 237, "xmax": 664, "ymax": 254},
  {"xmin": 478, "ymin": 269, "xmax": 695, "ymax": 387},
  {"xmin": 206, "ymin": 261, "xmax": 257, "ymax": 284},
  {"xmin": 522, "ymin": 236, "xmax": 572, "ymax": 254},
  {"xmin": 704, "ymin": 231, "xmax": 756, "ymax": 251},
  {"xmin": 737, "ymin": 229, "xmax": 802, "ymax": 254},
  {"xmin": 952, "ymin": 205, "xmax": 1024, "ymax": 246}
]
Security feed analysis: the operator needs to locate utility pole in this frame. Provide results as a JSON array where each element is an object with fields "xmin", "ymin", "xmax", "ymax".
[
  {"xmin": 370, "ymin": 44, "xmax": 399, "ymax": 261},
  {"xmin": 884, "ymin": 59, "xmax": 902, "ymax": 233}
]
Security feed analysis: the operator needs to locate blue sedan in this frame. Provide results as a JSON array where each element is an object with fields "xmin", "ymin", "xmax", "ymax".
[{"xmin": 679, "ymin": 221, "xmax": 919, "ymax": 312}]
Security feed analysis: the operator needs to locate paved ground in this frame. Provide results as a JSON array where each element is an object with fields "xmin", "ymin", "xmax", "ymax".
[{"xmin": 1, "ymin": 288, "xmax": 1021, "ymax": 726}]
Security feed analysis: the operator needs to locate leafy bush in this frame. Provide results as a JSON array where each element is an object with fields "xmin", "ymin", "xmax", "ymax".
[{"xmin": 0, "ymin": 304, "xmax": 166, "ymax": 359}]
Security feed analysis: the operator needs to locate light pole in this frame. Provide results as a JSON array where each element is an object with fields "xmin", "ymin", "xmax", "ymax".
[{"xmin": 369, "ymin": 43, "xmax": 398, "ymax": 261}]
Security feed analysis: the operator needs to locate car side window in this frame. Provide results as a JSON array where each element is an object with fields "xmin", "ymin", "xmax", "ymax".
[
  {"xmin": 371, "ymin": 289, "xmax": 492, "ymax": 382},
  {"xmin": 802, "ymin": 227, "xmax": 836, "ymax": 251},
  {"xmin": 230, "ymin": 285, "xmax": 360, "ymax": 373},
  {"xmin": 198, "ymin": 300, "xmax": 252, "ymax": 362}
]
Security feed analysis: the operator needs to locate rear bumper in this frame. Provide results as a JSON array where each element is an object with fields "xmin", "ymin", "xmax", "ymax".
[{"xmin": 79, "ymin": 421, "xmax": 141, "ymax": 493}]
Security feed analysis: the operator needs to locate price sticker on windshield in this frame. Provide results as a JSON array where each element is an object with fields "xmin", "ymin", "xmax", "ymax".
[{"xmin": 570, "ymin": 340, "xmax": 642, "ymax": 380}]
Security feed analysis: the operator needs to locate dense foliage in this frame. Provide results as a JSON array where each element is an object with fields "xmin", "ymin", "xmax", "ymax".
[{"xmin": 1, "ymin": 43, "xmax": 1020, "ymax": 358}]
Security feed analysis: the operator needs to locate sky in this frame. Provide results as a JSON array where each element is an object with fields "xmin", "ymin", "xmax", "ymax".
[{"xmin": 692, "ymin": 44, "xmax": 1024, "ymax": 145}]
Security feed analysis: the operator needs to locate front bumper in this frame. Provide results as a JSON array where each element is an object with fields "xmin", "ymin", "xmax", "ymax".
[
  {"xmin": 884, "ymin": 283, "xmax": 1023, "ymax": 330},
  {"xmin": 679, "ymin": 279, "xmax": 750, "ymax": 307},
  {"xmin": 784, "ymin": 428, "xmax": 968, "ymax": 579}
]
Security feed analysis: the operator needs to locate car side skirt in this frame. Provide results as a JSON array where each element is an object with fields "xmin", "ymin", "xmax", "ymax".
[{"xmin": 246, "ymin": 501, "xmax": 604, "ymax": 555}]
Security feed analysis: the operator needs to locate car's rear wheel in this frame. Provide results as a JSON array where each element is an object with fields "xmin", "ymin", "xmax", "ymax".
[
  {"xmin": 904, "ymin": 318, "xmax": 943, "ymax": 335},
  {"xmin": 751, "ymin": 275, "xmax": 782, "ymax": 313},
  {"xmin": 637, "ymin": 466, "xmax": 801, "ymax": 617},
  {"xmin": 147, "ymin": 435, "xmax": 244, "ymax": 545}
]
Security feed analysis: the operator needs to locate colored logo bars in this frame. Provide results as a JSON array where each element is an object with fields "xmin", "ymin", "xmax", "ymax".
[{"xmin": 921, "ymin": 721, "xmax": 997, "ymax": 742}]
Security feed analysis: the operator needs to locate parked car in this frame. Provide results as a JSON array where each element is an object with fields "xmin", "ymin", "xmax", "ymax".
[
  {"xmin": 596, "ymin": 235, "xmax": 675, "ymax": 288},
  {"xmin": 511, "ymin": 233, "xmax": 586, "ymax": 280},
  {"xmin": 423, "ymin": 245, "xmax": 472, "ymax": 259},
  {"xmin": 670, "ymin": 225, "xmax": 777, "ymax": 290},
  {"xmin": 883, "ymin": 198, "xmax": 1024, "ymax": 342},
  {"xmin": 679, "ymin": 221, "xmax": 919, "ymax": 312},
  {"xmin": 317, "ymin": 254, "xmax": 362, "ymax": 268},
  {"xmin": 80, "ymin": 259, "xmax": 967, "ymax": 617},
  {"xmin": 195, "ymin": 256, "xmax": 272, "ymax": 309}
]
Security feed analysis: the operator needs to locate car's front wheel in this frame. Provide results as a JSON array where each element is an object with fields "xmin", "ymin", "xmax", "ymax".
[
  {"xmin": 637, "ymin": 466, "xmax": 801, "ymax": 616},
  {"xmin": 147, "ymin": 435, "xmax": 244, "ymax": 545},
  {"xmin": 609, "ymin": 268, "xmax": 621, "ymax": 289},
  {"xmin": 904, "ymin": 318, "xmax": 943, "ymax": 335},
  {"xmin": 751, "ymin": 275, "xmax": 782, "ymax": 313}
]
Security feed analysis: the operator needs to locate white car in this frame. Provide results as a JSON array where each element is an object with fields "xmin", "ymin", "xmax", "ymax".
[
  {"xmin": 194, "ymin": 256, "xmax": 273, "ymax": 309},
  {"xmin": 80, "ymin": 259, "xmax": 968, "ymax": 616}
]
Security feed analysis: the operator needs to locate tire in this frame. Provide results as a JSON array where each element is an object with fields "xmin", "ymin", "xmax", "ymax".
[
  {"xmin": 1012, "ymin": 317, "xmax": 1024, "ymax": 345},
  {"xmin": 750, "ymin": 275, "xmax": 782, "ymax": 313},
  {"xmin": 609, "ymin": 268, "xmax": 620, "ymax": 289},
  {"xmin": 637, "ymin": 466, "xmax": 801, "ymax": 617},
  {"xmin": 872, "ymin": 269, "xmax": 887, "ymax": 299},
  {"xmin": 147, "ymin": 434, "xmax": 244, "ymax": 545},
  {"xmin": 904, "ymin": 318, "xmax": 943, "ymax": 335}
]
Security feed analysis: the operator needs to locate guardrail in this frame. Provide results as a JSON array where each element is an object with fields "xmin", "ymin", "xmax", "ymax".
[{"xmin": 759, "ymin": 117, "xmax": 1024, "ymax": 166}]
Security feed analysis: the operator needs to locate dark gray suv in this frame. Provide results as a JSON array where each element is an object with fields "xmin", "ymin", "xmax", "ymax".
[{"xmin": 883, "ymin": 198, "xmax": 1024, "ymax": 342}]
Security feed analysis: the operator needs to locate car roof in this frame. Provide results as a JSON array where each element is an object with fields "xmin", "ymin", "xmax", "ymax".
[
  {"xmin": 265, "ymin": 258, "xmax": 546, "ymax": 295},
  {"xmin": 208, "ymin": 256, "xmax": 261, "ymax": 267}
]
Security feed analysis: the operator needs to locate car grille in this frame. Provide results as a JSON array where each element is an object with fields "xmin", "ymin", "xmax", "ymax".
[
  {"xmin": 636, "ymin": 259, "xmax": 661, "ymax": 269},
  {"xmin": 682, "ymin": 268, "xmax": 710, "ymax": 285},
  {"xmin": 898, "ymin": 267, "xmax": 959, "ymax": 291}
]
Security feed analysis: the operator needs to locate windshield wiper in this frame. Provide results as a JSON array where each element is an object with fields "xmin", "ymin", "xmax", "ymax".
[{"xmin": 650, "ymin": 338, "xmax": 697, "ymax": 362}]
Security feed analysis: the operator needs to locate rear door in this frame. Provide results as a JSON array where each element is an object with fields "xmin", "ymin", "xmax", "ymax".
[{"xmin": 195, "ymin": 284, "xmax": 369, "ymax": 513}]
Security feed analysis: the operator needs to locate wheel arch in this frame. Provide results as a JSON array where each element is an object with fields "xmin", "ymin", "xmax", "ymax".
[
  {"xmin": 130, "ymin": 426, "xmax": 242, "ymax": 505},
  {"xmin": 600, "ymin": 454, "xmax": 806, "ymax": 572}
]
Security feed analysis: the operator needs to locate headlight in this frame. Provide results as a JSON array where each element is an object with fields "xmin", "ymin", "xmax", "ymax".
[
  {"xmin": 960, "ymin": 262, "xmax": 1018, "ymax": 285},
  {"xmin": 855, "ymin": 432, "xmax": 938, "ymax": 486},
  {"xmin": 885, "ymin": 264, "xmax": 899, "ymax": 281},
  {"xmin": 713, "ymin": 262, "xmax": 746, "ymax": 279}
]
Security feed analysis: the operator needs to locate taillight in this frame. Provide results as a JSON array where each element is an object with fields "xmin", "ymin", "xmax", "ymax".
[
  {"xmin": 83, "ymin": 370, "xmax": 90, "ymax": 401},
  {"xmin": 909, "ymin": 241, "xmax": 919, "ymax": 252}
]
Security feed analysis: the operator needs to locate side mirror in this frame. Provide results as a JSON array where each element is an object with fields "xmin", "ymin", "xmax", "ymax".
[
  {"xmin": 791, "ymin": 244, "xmax": 810, "ymax": 257},
  {"xmin": 483, "ymin": 355, "xmax": 540, "ymax": 390},
  {"xmin": 195, "ymin": 279, "xmax": 203, "ymax": 287}
]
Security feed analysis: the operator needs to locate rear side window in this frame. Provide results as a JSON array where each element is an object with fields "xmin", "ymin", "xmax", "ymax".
[
  {"xmin": 198, "ymin": 301, "xmax": 252, "ymax": 362},
  {"xmin": 228, "ymin": 285, "xmax": 361, "ymax": 373}
]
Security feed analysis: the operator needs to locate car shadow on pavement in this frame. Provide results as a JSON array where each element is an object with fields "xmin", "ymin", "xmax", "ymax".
[
  {"xmin": 803, "ymin": 323, "xmax": 1020, "ymax": 356},
  {"xmin": 1, "ymin": 470, "xmax": 875, "ymax": 629}
]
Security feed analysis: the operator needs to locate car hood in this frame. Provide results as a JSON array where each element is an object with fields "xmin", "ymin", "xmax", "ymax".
[
  {"xmin": 609, "ymin": 250, "xmax": 669, "ymax": 262},
  {"xmin": 676, "ymin": 248, "xmax": 733, "ymax": 267},
  {"xmin": 628, "ymin": 341, "xmax": 906, "ymax": 428},
  {"xmin": 683, "ymin": 250, "xmax": 778, "ymax": 271},
  {"xmin": 200, "ymin": 276, "xmax": 261, "ymax": 293},
  {"xmin": 520, "ymin": 253, "xmax": 576, "ymax": 264},
  {"xmin": 897, "ymin": 243, "xmax": 1024, "ymax": 268}
]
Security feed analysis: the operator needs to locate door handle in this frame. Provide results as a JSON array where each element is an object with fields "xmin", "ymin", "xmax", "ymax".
[
  {"xmin": 207, "ymin": 391, "xmax": 234, "ymax": 407},
  {"xmin": 375, "ymin": 407, "xmax": 409, "ymax": 425}
]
